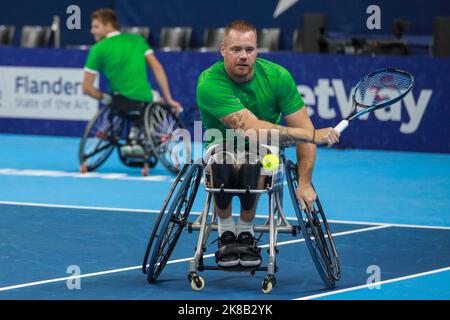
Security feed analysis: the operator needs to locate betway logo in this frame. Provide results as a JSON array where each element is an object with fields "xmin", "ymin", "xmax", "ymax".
[{"xmin": 298, "ymin": 79, "xmax": 433, "ymax": 134}]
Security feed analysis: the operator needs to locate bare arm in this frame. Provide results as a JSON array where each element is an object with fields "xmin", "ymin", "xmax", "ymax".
[
  {"xmin": 145, "ymin": 53, "xmax": 182, "ymax": 114},
  {"xmin": 221, "ymin": 108, "xmax": 313, "ymax": 146},
  {"xmin": 220, "ymin": 108, "xmax": 339, "ymax": 147},
  {"xmin": 82, "ymin": 71, "xmax": 103, "ymax": 100},
  {"xmin": 285, "ymin": 108, "xmax": 316, "ymax": 184},
  {"xmin": 285, "ymin": 108, "xmax": 318, "ymax": 210},
  {"xmin": 221, "ymin": 107, "xmax": 340, "ymax": 210}
]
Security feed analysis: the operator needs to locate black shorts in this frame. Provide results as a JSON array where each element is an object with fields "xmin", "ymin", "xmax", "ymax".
[
  {"xmin": 208, "ymin": 147, "xmax": 263, "ymax": 211},
  {"xmin": 110, "ymin": 94, "xmax": 148, "ymax": 124}
]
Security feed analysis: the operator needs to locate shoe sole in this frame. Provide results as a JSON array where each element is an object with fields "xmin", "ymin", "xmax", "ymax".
[
  {"xmin": 120, "ymin": 147, "xmax": 132, "ymax": 157},
  {"xmin": 239, "ymin": 259, "xmax": 261, "ymax": 267},
  {"xmin": 217, "ymin": 259, "xmax": 240, "ymax": 268},
  {"xmin": 131, "ymin": 146, "xmax": 145, "ymax": 157}
]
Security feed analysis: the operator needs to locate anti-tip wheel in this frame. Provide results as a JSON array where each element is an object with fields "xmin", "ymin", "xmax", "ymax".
[
  {"xmin": 261, "ymin": 276, "xmax": 276, "ymax": 294},
  {"xmin": 190, "ymin": 276, "xmax": 205, "ymax": 291},
  {"xmin": 80, "ymin": 163, "xmax": 87, "ymax": 174},
  {"xmin": 141, "ymin": 167, "xmax": 149, "ymax": 176}
]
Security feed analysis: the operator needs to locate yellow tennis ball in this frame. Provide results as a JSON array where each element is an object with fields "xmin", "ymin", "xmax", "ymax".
[{"xmin": 262, "ymin": 154, "xmax": 279, "ymax": 172}]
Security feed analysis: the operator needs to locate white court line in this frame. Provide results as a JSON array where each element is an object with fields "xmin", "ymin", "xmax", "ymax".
[
  {"xmin": 326, "ymin": 219, "xmax": 450, "ymax": 231},
  {"xmin": 296, "ymin": 266, "xmax": 450, "ymax": 300},
  {"xmin": 1, "ymin": 200, "xmax": 450, "ymax": 231},
  {"xmin": 0, "ymin": 201, "xmax": 159, "ymax": 214},
  {"xmin": 0, "ymin": 168, "xmax": 174, "ymax": 182},
  {"xmin": 0, "ymin": 225, "xmax": 389, "ymax": 292}
]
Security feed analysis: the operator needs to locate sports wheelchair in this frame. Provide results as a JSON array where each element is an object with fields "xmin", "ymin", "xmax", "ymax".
[
  {"xmin": 142, "ymin": 144, "xmax": 341, "ymax": 293},
  {"xmin": 79, "ymin": 95, "xmax": 187, "ymax": 176}
]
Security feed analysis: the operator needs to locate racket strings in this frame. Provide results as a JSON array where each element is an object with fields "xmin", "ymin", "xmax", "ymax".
[{"xmin": 355, "ymin": 70, "xmax": 413, "ymax": 107}]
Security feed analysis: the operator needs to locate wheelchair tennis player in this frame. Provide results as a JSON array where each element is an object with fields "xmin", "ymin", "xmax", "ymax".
[
  {"xmin": 82, "ymin": 8, "xmax": 182, "ymax": 157},
  {"xmin": 197, "ymin": 20, "xmax": 340, "ymax": 268}
]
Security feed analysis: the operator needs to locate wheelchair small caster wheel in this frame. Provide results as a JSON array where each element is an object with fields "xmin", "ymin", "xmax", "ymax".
[
  {"xmin": 80, "ymin": 163, "xmax": 87, "ymax": 174},
  {"xmin": 189, "ymin": 274, "xmax": 205, "ymax": 291},
  {"xmin": 141, "ymin": 167, "xmax": 149, "ymax": 176},
  {"xmin": 261, "ymin": 275, "xmax": 276, "ymax": 294}
]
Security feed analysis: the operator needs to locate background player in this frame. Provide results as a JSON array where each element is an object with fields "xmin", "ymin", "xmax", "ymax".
[{"xmin": 82, "ymin": 8, "xmax": 182, "ymax": 155}]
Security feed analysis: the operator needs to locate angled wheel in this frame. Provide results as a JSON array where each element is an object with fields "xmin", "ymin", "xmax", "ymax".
[
  {"xmin": 79, "ymin": 106, "xmax": 125, "ymax": 172},
  {"xmin": 145, "ymin": 103, "xmax": 190, "ymax": 174},
  {"xmin": 142, "ymin": 163, "xmax": 203, "ymax": 283},
  {"xmin": 285, "ymin": 160, "xmax": 341, "ymax": 289}
]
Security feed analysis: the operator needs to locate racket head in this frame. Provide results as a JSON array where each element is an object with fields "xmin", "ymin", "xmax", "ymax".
[{"xmin": 353, "ymin": 68, "xmax": 414, "ymax": 110}]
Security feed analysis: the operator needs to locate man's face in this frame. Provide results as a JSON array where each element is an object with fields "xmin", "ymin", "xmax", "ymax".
[
  {"xmin": 90, "ymin": 19, "xmax": 110, "ymax": 42},
  {"xmin": 221, "ymin": 30, "xmax": 257, "ymax": 82}
]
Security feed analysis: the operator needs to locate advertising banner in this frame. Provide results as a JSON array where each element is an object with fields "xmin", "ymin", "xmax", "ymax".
[
  {"xmin": 0, "ymin": 48, "xmax": 449, "ymax": 153},
  {"xmin": 0, "ymin": 66, "xmax": 98, "ymax": 120}
]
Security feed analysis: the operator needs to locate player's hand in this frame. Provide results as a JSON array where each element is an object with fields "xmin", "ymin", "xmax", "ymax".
[
  {"xmin": 313, "ymin": 128, "xmax": 340, "ymax": 146},
  {"xmin": 165, "ymin": 98, "xmax": 183, "ymax": 116},
  {"xmin": 297, "ymin": 181, "xmax": 317, "ymax": 212},
  {"xmin": 101, "ymin": 93, "xmax": 112, "ymax": 106}
]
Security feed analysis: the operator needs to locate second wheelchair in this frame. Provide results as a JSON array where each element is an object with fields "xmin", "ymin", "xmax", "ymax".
[{"xmin": 79, "ymin": 95, "xmax": 189, "ymax": 176}]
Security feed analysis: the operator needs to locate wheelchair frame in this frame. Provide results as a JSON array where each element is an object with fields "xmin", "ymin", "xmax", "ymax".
[
  {"xmin": 79, "ymin": 102, "xmax": 186, "ymax": 176},
  {"xmin": 142, "ymin": 150, "xmax": 341, "ymax": 294},
  {"xmin": 187, "ymin": 156, "xmax": 290, "ymax": 293}
]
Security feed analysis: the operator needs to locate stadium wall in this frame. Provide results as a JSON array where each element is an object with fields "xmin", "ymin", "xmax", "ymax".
[
  {"xmin": 0, "ymin": 0, "xmax": 448, "ymax": 48},
  {"xmin": 0, "ymin": 47, "xmax": 449, "ymax": 153}
]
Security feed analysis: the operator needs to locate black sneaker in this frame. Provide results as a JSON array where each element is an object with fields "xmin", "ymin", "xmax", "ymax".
[
  {"xmin": 237, "ymin": 232, "xmax": 261, "ymax": 267},
  {"xmin": 215, "ymin": 231, "xmax": 239, "ymax": 268}
]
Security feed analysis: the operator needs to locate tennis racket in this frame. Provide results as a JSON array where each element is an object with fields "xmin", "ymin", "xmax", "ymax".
[{"xmin": 334, "ymin": 68, "xmax": 414, "ymax": 133}]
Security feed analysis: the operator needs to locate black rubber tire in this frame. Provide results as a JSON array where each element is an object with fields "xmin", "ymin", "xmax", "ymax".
[
  {"xmin": 79, "ymin": 106, "xmax": 124, "ymax": 171},
  {"xmin": 285, "ymin": 159, "xmax": 340, "ymax": 289},
  {"xmin": 143, "ymin": 163, "xmax": 202, "ymax": 283}
]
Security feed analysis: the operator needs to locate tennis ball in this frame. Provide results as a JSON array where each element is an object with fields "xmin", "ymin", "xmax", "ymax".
[{"xmin": 262, "ymin": 154, "xmax": 280, "ymax": 172}]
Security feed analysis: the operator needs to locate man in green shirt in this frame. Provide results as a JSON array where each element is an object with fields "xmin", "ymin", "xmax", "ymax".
[
  {"xmin": 82, "ymin": 8, "xmax": 182, "ymax": 154},
  {"xmin": 197, "ymin": 20, "xmax": 340, "ymax": 268}
]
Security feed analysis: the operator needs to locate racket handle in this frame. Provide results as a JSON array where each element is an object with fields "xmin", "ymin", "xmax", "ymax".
[{"xmin": 334, "ymin": 120, "xmax": 349, "ymax": 133}]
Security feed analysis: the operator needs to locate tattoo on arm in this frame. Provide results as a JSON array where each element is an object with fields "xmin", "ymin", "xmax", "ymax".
[
  {"xmin": 221, "ymin": 111, "xmax": 246, "ymax": 130},
  {"xmin": 221, "ymin": 110, "xmax": 311, "ymax": 146},
  {"xmin": 270, "ymin": 124, "xmax": 308, "ymax": 147}
]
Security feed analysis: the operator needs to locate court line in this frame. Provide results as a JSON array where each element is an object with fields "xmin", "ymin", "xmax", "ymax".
[
  {"xmin": 0, "ymin": 200, "xmax": 159, "ymax": 214},
  {"xmin": 326, "ymin": 219, "xmax": 450, "ymax": 231},
  {"xmin": 1, "ymin": 200, "xmax": 450, "ymax": 231},
  {"xmin": 295, "ymin": 266, "xmax": 450, "ymax": 300},
  {"xmin": 0, "ymin": 168, "xmax": 174, "ymax": 182},
  {"xmin": 0, "ymin": 225, "xmax": 389, "ymax": 292}
]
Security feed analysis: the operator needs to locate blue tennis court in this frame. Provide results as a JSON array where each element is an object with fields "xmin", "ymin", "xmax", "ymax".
[{"xmin": 0, "ymin": 134, "xmax": 449, "ymax": 300}]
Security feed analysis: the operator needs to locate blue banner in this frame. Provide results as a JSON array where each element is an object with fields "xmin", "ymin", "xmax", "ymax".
[{"xmin": 0, "ymin": 47, "xmax": 449, "ymax": 153}]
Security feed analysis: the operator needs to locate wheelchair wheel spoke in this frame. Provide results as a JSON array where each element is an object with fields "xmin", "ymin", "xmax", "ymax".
[
  {"xmin": 163, "ymin": 118, "xmax": 176, "ymax": 134},
  {"xmin": 79, "ymin": 106, "xmax": 124, "ymax": 172},
  {"xmin": 145, "ymin": 103, "xmax": 188, "ymax": 174},
  {"xmin": 152, "ymin": 119, "xmax": 165, "ymax": 133}
]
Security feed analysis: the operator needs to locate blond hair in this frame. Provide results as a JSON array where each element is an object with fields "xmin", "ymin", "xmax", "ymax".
[
  {"xmin": 91, "ymin": 8, "xmax": 118, "ymax": 29},
  {"xmin": 224, "ymin": 20, "xmax": 257, "ymax": 39}
]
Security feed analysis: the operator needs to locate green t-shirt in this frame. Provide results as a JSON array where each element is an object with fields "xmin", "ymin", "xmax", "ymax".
[
  {"xmin": 84, "ymin": 32, "xmax": 153, "ymax": 102},
  {"xmin": 196, "ymin": 58, "xmax": 304, "ymax": 147}
]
